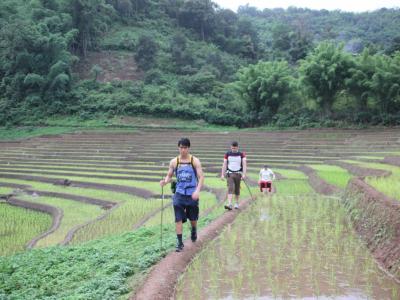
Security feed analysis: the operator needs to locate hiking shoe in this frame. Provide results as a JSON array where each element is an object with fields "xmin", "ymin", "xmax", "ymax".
[
  {"xmin": 224, "ymin": 204, "xmax": 233, "ymax": 210},
  {"xmin": 176, "ymin": 242, "xmax": 184, "ymax": 252},
  {"xmin": 234, "ymin": 203, "xmax": 239, "ymax": 209},
  {"xmin": 191, "ymin": 228, "xmax": 197, "ymax": 242}
]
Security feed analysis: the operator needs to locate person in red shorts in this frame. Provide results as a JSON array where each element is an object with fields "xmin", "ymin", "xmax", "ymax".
[{"xmin": 258, "ymin": 165, "xmax": 275, "ymax": 193}]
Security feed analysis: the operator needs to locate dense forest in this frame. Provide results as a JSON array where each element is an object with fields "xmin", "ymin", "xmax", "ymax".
[{"xmin": 1, "ymin": 0, "xmax": 400, "ymax": 127}]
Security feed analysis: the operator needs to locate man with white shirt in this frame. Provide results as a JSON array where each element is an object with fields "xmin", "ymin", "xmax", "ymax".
[
  {"xmin": 259, "ymin": 165, "xmax": 275, "ymax": 193},
  {"xmin": 221, "ymin": 141, "xmax": 247, "ymax": 210}
]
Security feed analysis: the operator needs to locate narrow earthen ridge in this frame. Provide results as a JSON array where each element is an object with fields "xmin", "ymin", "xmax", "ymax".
[
  {"xmin": 131, "ymin": 196, "xmax": 256, "ymax": 300},
  {"xmin": 25, "ymin": 189, "xmax": 116, "ymax": 208},
  {"xmin": 6, "ymin": 197, "xmax": 63, "ymax": 249},
  {"xmin": 298, "ymin": 165, "xmax": 342, "ymax": 195},
  {"xmin": 61, "ymin": 202, "xmax": 122, "ymax": 245},
  {"xmin": 0, "ymin": 182, "xmax": 31, "ymax": 189},
  {"xmin": 0, "ymin": 173, "xmax": 155, "ymax": 198},
  {"xmin": 328, "ymin": 160, "xmax": 391, "ymax": 177},
  {"xmin": 383, "ymin": 156, "xmax": 400, "ymax": 167},
  {"xmin": 345, "ymin": 178, "xmax": 400, "ymax": 283}
]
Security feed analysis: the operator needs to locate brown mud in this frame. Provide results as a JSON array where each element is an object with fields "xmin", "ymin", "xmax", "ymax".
[
  {"xmin": 345, "ymin": 178, "xmax": 400, "ymax": 282},
  {"xmin": 298, "ymin": 165, "xmax": 342, "ymax": 195}
]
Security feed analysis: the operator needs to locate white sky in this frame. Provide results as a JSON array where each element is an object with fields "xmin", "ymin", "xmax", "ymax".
[{"xmin": 213, "ymin": 0, "xmax": 399, "ymax": 13}]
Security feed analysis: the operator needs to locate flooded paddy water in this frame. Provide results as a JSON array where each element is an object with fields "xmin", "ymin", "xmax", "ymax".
[{"xmin": 175, "ymin": 195, "xmax": 400, "ymax": 299}]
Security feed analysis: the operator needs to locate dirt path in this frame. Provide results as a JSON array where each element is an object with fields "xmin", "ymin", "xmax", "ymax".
[{"xmin": 131, "ymin": 195, "xmax": 256, "ymax": 300}]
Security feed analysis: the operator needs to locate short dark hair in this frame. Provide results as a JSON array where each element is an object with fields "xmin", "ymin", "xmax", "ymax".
[
  {"xmin": 178, "ymin": 137, "xmax": 191, "ymax": 147},
  {"xmin": 263, "ymin": 165, "xmax": 268, "ymax": 168},
  {"xmin": 231, "ymin": 141, "xmax": 238, "ymax": 147}
]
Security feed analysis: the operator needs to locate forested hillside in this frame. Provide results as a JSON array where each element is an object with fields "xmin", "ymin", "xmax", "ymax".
[{"xmin": 1, "ymin": 0, "xmax": 399, "ymax": 127}]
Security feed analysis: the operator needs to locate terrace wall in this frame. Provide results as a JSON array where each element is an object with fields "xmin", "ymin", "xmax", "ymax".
[{"xmin": 344, "ymin": 178, "xmax": 400, "ymax": 282}]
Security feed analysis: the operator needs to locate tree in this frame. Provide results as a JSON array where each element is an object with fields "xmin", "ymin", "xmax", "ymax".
[
  {"xmin": 370, "ymin": 52, "xmax": 400, "ymax": 114},
  {"xmin": 345, "ymin": 48, "xmax": 375, "ymax": 112},
  {"xmin": 178, "ymin": 0, "xmax": 216, "ymax": 41},
  {"xmin": 299, "ymin": 42, "xmax": 354, "ymax": 116},
  {"xmin": 68, "ymin": 0, "xmax": 115, "ymax": 56},
  {"xmin": 134, "ymin": 35, "xmax": 158, "ymax": 70},
  {"xmin": 235, "ymin": 60, "xmax": 295, "ymax": 124}
]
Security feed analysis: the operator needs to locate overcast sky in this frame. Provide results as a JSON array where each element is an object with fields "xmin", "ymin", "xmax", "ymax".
[{"xmin": 213, "ymin": 0, "xmax": 399, "ymax": 13}]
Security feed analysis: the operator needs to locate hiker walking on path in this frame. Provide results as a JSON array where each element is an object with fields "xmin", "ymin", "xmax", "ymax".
[
  {"xmin": 160, "ymin": 138, "xmax": 204, "ymax": 252},
  {"xmin": 221, "ymin": 141, "xmax": 247, "ymax": 210},
  {"xmin": 258, "ymin": 165, "xmax": 275, "ymax": 193}
]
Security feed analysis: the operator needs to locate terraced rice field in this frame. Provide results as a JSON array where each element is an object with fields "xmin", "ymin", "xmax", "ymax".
[{"xmin": 1, "ymin": 128, "xmax": 400, "ymax": 299}]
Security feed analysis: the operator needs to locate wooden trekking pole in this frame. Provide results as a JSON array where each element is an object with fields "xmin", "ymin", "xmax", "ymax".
[
  {"xmin": 243, "ymin": 178, "xmax": 254, "ymax": 200},
  {"xmin": 160, "ymin": 182, "xmax": 164, "ymax": 251}
]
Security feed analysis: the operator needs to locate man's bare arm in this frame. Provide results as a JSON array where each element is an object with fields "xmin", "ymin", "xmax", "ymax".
[{"xmin": 160, "ymin": 159, "xmax": 176, "ymax": 186}]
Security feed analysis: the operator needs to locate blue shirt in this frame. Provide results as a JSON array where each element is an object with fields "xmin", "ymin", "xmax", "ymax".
[{"xmin": 175, "ymin": 160, "xmax": 197, "ymax": 196}]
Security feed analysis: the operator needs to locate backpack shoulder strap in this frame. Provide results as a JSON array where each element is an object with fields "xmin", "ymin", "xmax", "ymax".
[
  {"xmin": 190, "ymin": 155, "xmax": 198, "ymax": 180},
  {"xmin": 176, "ymin": 156, "xmax": 180, "ymax": 166}
]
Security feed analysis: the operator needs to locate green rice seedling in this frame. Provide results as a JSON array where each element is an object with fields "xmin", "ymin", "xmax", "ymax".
[
  {"xmin": 18, "ymin": 194, "xmax": 104, "ymax": 247},
  {"xmin": 0, "ymin": 203, "xmax": 51, "ymax": 255},
  {"xmin": 0, "ymin": 187, "xmax": 14, "ymax": 195},
  {"xmin": 176, "ymin": 193, "xmax": 400, "ymax": 299},
  {"xmin": 347, "ymin": 160, "xmax": 400, "ymax": 200},
  {"xmin": 274, "ymin": 179, "xmax": 314, "ymax": 195},
  {"xmin": 0, "ymin": 178, "xmax": 164, "ymax": 211},
  {"xmin": 0, "ymin": 167, "xmax": 161, "ymax": 180},
  {"xmin": 0, "ymin": 164, "xmax": 164, "ymax": 175},
  {"xmin": 70, "ymin": 197, "xmax": 161, "ymax": 244},
  {"xmin": 310, "ymin": 164, "xmax": 353, "ymax": 188},
  {"xmin": 274, "ymin": 169, "xmax": 308, "ymax": 180}
]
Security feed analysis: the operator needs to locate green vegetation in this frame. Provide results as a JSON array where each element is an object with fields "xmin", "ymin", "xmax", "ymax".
[
  {"xmin": 348, "ymin": 161, "xmax": 400, "ymax": 201},
  {"xmin": 1, "ymin": 0, "xmax": 400, "ymax": 128},
  {"xmin": 0, "ymin": 203, "xmax": 52, "ymax": 256},
  {"xmin": 71, "ymin": 197, "xmax": 161, "ymax": 244},
  {"xmin": 18, "ymin": 195, "xmax": 104, "ymax": 247},
  {"xmin": 310, "ymin": 165, "xmax": 353, "ymax": 189},
  {"xmin": 0, "ymin": 206, "xmax": 222, "ymax": 299}
]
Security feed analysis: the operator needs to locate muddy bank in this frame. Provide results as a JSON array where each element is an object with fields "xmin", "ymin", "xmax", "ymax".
[
  {"xmin": 344, "ymin": 178, "xmax": 400, "ymax": 282},
  {"xmin": 329, "ymin": 160, "xmax": 391, "ymax": 177},
  {"xmin": 383, "ymin": 156, "xmax": 400, "ymax": 167},
  {"xmin": 298, "ymin": 165, "xmax": 341, "ymax": 195}
]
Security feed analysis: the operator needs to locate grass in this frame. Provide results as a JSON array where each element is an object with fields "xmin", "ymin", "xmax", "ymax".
[
  {"xmin": 345, "ymin": 160, "xmax": 400, "ymax": 201},
  {"xmin": 0, "ymin": 187, "xmax": 14, "ymax": 195},
  {"xmin": 0, "ymin": 203, "xmax": 52, "ymax": 256},
  {"xmin": 310, "ymin": 164, "xmax": 353, "ymax": 188},
  {"xmin": 0, "ymin": 127, "xmax": 76, "ymax": 141},
  {"xmin": 0, "ymin": 166, "xmax": 162, "ymax": 180},
  {"xmin": 18, "ymin": 195, "xmax": 104, "ymax": 247},
  {"xmin": 0, "ymin": 178, "xmax": 160, "ymax": 202},
  {"xmin": 0, "ymin": 171, "xmax": 162, "ymax": 193}
]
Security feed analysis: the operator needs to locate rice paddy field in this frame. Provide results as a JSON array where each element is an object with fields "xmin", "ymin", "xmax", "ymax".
[{"xmin": 0, "ymin": 128, "xmax": 400, "ymax": 299}]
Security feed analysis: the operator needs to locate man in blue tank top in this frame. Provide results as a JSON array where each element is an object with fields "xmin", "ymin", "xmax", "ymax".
[{"xmin": 160, "ymin": 138, "xmax": 204, "ymax": 252}]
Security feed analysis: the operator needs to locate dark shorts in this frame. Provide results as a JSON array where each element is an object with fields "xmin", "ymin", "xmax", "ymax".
[
  {"xmin": 227, "ymin": 173, "xmax": 241, "ymax": 195},
  {"xmin": 173, "ymin": 193, "xmax": 199, "ymax": 223},
  {"xmin": 259, "ymin": 180, "xmax": 272, "ymax": 192}
]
